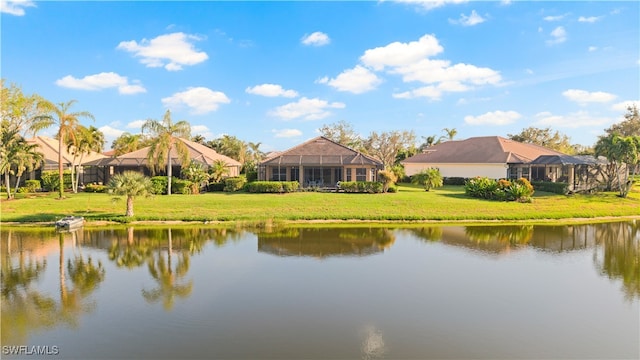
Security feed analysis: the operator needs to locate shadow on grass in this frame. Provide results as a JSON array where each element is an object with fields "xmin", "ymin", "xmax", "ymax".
[{"xmin": 7, "ymin": 212, "xmax": 122, "ymax": 223}]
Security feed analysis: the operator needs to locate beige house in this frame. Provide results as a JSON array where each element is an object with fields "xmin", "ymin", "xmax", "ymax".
[
  {"xmin": 85, "ymin": 138, "xmax": 241, "ymax": 184},
  {"xmin": 401, "ymin": 136, "xmax": 563, "ymax": 179},
  {"xmin": 258, "ymin": 136, "xmax": 383, "ymax": 187},
  {"xmin": 26, "ymin": 136, "xmax": 107, "ymax": 184}
]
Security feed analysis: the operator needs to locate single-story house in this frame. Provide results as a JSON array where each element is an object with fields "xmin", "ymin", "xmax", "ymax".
[
  {"xmin": 258, "ymin": 136, "xmax": 383, "ymax": 187},
  {"xmin": 24, "ymin": 136, "xmax": 107, "ymax": 185},
  {"xmin": 84, "ymin": 137, "xmax": 241, "ymax": 184},
  {"xmin": 402, "ymin": 136, "xmax": 563, "ymax": 179}
]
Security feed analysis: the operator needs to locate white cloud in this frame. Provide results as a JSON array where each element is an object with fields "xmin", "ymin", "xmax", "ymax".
[
  {"xmin": 464, "ymin": 110, "xmax": 521, "ymax": 126},
  {"xmin": 588, "ymin": 46, "xmax": 598, "ymax": 52},
  {"xmin": 543, "ymin": 14, "xmax": 567, "ymax": 22},
  {"xmin": 319, "ymin": 65, "xmax": 382, "ymax": 94},
  {"xmin": 269, "ymin": 97, "xmax": 345, "ymax": 121},
  {"xmin": 272, "ymin": 129, "xmax": 302, "ymax": 138},
  {"xmin": 245, "ymin": 84, "xmax": 298, "ymax": 98},
  {"xmin": 525, "ymin": 68, "xmax": 534, "ymax": 75},
  {"xmin": 546, "ymin": 26, "xmax": 567, "ymax": 45},
  {"xmin": 191, "ymin": 124, "xmax": 214, "ymax": 140},
  {"xmin": 162, "ymin": 87, "xmax": 230, "ymax": 114},
  {"xmin": 578, "ymin": 16, "xmax": 602, "ymax": 23},
  {"xmin": 449, "ymin": 10, "xmax": 486, "ymax": 26},
  {"xmin": 126, "ymin": 120, "xmax": 146, "ymax": 129},
  {"xmin": 55, "ymin": 72, "xmax": 146, "ymax": 94},
  {"xmin": 562, "ymin": 89, "xmax": 617, "ymax": 104},
  {"xmin": 0, "ymin": 0, "xmax": 35, "ymax": 16},
  {"xmin": 393, "ymin": 81, "xmax": 469, "ymax": 100},
  {"xmin": 534, "ymin": 111, "xmax": 613, "ymax": 128},
  {"xmin": 360, "ymin": 34, "xmax": 444, "ymax": 71},
  {"xmin": 611, "ymin": 100, "xmax": 639, "ymax": 112},
  {"xmin": 98, "ymin": 125, "xmax": 125, "ymax": 147},
  {"xmin": 301, "ymin": 32, "xmax": 330, "ymax": 46},
  {"xmin": 390, "ymin": 58, "xmax": 501, "ymax": 86},
  {"xmin": 117, "ymin": 32, "xmax": 208, "ymax": 71},
  {"xmin": 390, "ymin": 0, "xmax": 468, "ymax": 11}
]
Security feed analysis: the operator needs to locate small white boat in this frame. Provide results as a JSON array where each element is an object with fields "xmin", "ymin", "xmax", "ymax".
[{"xmin": 55, "ymin": 216, "xmax": 85, "ymax": 230}]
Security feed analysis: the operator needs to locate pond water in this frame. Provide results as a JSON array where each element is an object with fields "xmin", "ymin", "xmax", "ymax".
[{"xmin": 2, "ymin": 222, "xmax": 638, "ymax": 359}]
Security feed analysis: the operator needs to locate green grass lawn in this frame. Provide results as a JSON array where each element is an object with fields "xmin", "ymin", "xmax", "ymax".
[{"xmin": 1, "ymin": 183, "xmax": 638, "ymax": 224}]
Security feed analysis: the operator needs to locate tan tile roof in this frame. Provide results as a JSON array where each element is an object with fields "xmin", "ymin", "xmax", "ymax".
[
  {"xmin": 85, "ymin": 137, "xmax": 241, "ymax": 167},
  {"xmin": 401, "ymin": 136, "xmax": 564, "ymax": 165},
  {"xmin": 27, "ymin": 136, "xmax": 107, "ymax": 165},
  {"xmin": 261, "ymin": 136, "xmax": 382, "ymax": 166}
]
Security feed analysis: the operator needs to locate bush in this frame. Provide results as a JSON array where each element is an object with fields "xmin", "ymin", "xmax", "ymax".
[
  {"xmin": 531, "ymin": 181, "xmax": 568, "ymax": 195},
  {"xmin": 224, "ymin": 176, "xmax": 247, "ymax": 192},
  {"xmin": 245, "ymin": 170, "xmax": 258, "ymax": 183},
  {"xmin": 465, "ymin": 177, "xmax": 533, "ymax": 202},
  {"xmin": 84, "ymin": 183, "xmax": 107, "ymax": 193},
  {"xmin": 245, "ymin": 181, "xmax": 300, "ymax": 193},
  {"xmin": 24, "ymin": 180, "xmax": 41, "ymax": 193},
  {"xmin": 17, "ymin": 187, "xmax": 29, "ymax": 193},
  {"xmin": 41, "ymin": 170, "xmax": 72, "ymax": 192},
  {"xmin": 339, "ymin": 181, "xmax": 384, "ymax": 193},
  {"xmin": 150, "ymin": 176, "xmax": 168, "ymax": 195},
  {"xmin": 171, "ymin": 178, "xmax": 191, "ymax": 194},
  {"xmin": 208, "ymin": 182, "xmax": 225, "ymax": 192},
  {"xmin": 443, "ymin": 177, "xmax": 468, "ymax": 185}
]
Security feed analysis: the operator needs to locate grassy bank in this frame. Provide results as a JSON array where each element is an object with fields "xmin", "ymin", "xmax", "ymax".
[{"xmin": 1, "ymin": 183, "xmax": 639, "ymax": 224}]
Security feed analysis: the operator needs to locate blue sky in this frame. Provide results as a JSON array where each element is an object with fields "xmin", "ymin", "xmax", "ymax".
[{"xmin": 2, "ymin": 0, "xmax": 639, "ymax": 152}]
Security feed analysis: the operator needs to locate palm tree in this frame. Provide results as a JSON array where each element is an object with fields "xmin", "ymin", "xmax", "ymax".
[
  {"xmin": 67, "ymin": 125, "xmax": 105, "ymax": 192},
  {"xmin": 32, "ymin": 100, "xmax": 94, "ymax": 199},
  {"xmin": 1, "ymin": 121, "xmax": 21, "ymax": 198},
  {"xmin": 441, "ymin": 128, "xmax": 458, "ymax": 142},
  {"xmin": 142, "ymin": 110, "xmax": 191, "ymax": 195},
  {"xmin": 11, "ymin": 140, "xmax": 44, "ymax": 196},
  {"xmin": 107, "ymin": 171, "xmax": 154, "ymax": 217},
  {"xmin": 411, "ymin": 168, "xmax": 444, "ymax": 191},
  {"xmin": 209, "ymin": 159, "xmax": 230, "ymax": 183},
  {"xmin": 111, "ymin": 132, "xmax": 148, "ymax": 156}
]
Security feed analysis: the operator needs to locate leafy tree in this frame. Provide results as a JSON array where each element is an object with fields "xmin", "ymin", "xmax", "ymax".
[
  {"xmin": 605, "ymin": 104, "xmax": 640, "ymax": 137},
  {"xmin": 142, "ymin": 110, "xmax": 191, "ymax": 196},
  {"xmin": 206, "ymin": 135, "xmax": 248, "ymax": 164},
  {"xmin": 66, "ymin": 125, "xmax": 104, "ymax": 192},
  {"xmin": 32, "ymin": 100, "xmax": 95, "ymax": 199},
  {"xmin": 363, "ymin": 130, "xmax": 416, "ymax": 169},
  {"xmin": 377, "ymin": 169, "xmax": 398, "ymax": 193},
  {"xmin": 318, "ymin": 120, "xmax": 363, "ymax": 149},
  {"xmin": 411, "ymin": 168, "xmax": 443, "ymax": 191},
  {"xmin": 111, "ymin": 132, "xmax": 149, "ymax": 156},
  {"xmin": 181, "ymin": 161, "xmax": 209, "ymax": 194},
  {"xmin": 419, "ymin": 135, "xmax": 440, "ymax": 151},
  {"xmin": 0, "ymin": 120, "xmax": 44, "ymax": 198},
  {"xmin": 0, "ymin": 80, "xmax": 48, "ymax": 137},
  {"xmin": 108, "ymin": 171, "xmax": 154, "ymax": 217},
  {"xmin": 191, "ymin": 134, "xmax": 206, "ymax": 144},
  {"xmin": 595, "ymin": 134, "xmax": 640, "ymax": 198},
  {"xmin": 11, "ymin": 139, "xmax": 43, "ymax": 196},
  {"xmin": 507, "ymin": 127, "xmax": 574, "ymax": 154}
]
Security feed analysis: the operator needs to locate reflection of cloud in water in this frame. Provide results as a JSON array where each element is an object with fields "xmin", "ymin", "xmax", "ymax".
[{"xmin": 361, "ymin": 325, "xmax": 386, "ymax": 360}]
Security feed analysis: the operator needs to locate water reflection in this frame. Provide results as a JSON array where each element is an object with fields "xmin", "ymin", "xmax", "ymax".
[
  {"xmin": 257, "ymin": 227, "xmax": 395, "ymax": 258},
  {"xmin": 1, "ymin": 222, "xmax": 638, "ymax": 358}
]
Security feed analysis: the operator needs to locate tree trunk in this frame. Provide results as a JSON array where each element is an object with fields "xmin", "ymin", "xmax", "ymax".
[
  {"xmin": 58, "ymin": 135, "xmax": 64, "ymax": 199},
  {"xmin": 70, "ymin": 163, "xmax": 76, "ymax": 193},
  {"xmin": 167, "ymin": 152, "xmax": 172, "ymax": 195},
  {"xmin": 126, "ymin": 195, "xmax": 134, "ymax": 217},
  {"xmin": 5, "ymin": 172, "xmax": 12, "ymax": 199},
  {"xmin": 13, "ymin": 173, "xmax": 22, "ymax": 195}
]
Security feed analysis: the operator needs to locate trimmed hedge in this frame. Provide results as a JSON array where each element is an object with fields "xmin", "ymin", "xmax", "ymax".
[
  {"xmin": 245, "ymin": 181, "xmax": 300, "ymax": 193},
  {"xmin": 84, "ymin": 183, "xmax": 107, "ymax": 193},
  {"xmin": 150, "ymin": 176, "xmax": 191, "ymax": 194},
  {"xmin": 24, "ymin": 180, "xmax": 41, "ymax": 192},
  {"xmin": 224, "ymin": 176, "xmax": 247, "ymax": 192},
  {"xmin": 41, "ymin": 170, "xmax": 72, "ymax": 192},
  {"xmin": 531, "ymin": 181, "xmax": 569, "ymax": 195},
  {"xmin": 443, "ymin": 177, "xmax": 468, "ymax": 186},
  {"xmin": 339, "ymin": 181, "xmax": 384, "ymax": 193},
  {"xmin": 208, "ymin": 182, "xmax": 225, "ymax": 192}
]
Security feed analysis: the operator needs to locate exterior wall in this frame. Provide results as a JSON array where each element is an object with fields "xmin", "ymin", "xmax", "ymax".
[
  {"xmin": 404, "ymin": 163, "xmax": 508, "ymax": 179},
  {"xmin": 261, "ymin": 165, "xmax": 379, "ymax": 186}
]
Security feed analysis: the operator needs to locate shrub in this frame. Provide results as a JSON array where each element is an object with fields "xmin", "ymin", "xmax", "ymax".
[
  {"xmin": 208, "ymin": 182, "xmax": 225, "ymax": 192},
  {"xmin": 150, "ymin": 176, "xmax": 168, "ymax": 195},
  {"xmin": 24, "ymin": 180, "xmax": 41, "ymax": 192},
  {"xmin": 245, "ymin": 170, "xmax": 258, "ymax": 183},
  {"xmin": 465, "ymin": 177, "xmax": 498, "ymax": 199},
  {"xmin": 84, "ymin": 183, "xmax": 107, "ymax": 193},
  {"xmin": 245, "ymin": 181, "xmax": 299, "ymax": 193},
  {"xmin": 224, "ymin": 176, "xmax": 247, "ymax": 192},
  {"xmin": 378, "ymin": 169, "xmax": 398, "ymax": 193},
  {"xmin": 531, "ymin": 181, "xmax": 568, "ymax": 195},
  {"xmin": 41, "ymin": 170, "xmax": 72, "ymax": 192},
  {"xmin": 411, "ymin": 168, "xmax": 444, "ymax": 191},
  {"xmin": 465, "ymin": 176, "xmax": 533, "ymax": 202},
  {"xmin": 17, "ymin": 187, "xmax": 29, "ymax": 193},
  {"xmin": 339, "ymin": 181, "xmax": 384, "ymax": 193},
  {"xmin": 443, "ymin": 177, "xmax": 467, "ymax": 186},
  {"xmin": 171, "ymin": 178, "xmax": 191, "ymax": 194}
]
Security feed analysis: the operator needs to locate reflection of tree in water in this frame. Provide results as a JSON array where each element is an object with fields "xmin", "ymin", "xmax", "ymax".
[
  {"xmin": 407, "ymin": 226, "xmax": 443, "ymax": 242},
  {"xmin": 1, "ymin": 229, "xmax": 105, "ymax": 345},
  {"xmin": 1, "ymin": 230, "xmax": 57, "ymax": 345},
  {"xmin": 141, "ymin": 228, "xmax": 193, "ymax": 311},
  {"xmin": 465, "ymin": 225, "xmax": 534, "ymax": 245},
  {"xmin": 257, "ymin": 227, "xmax": 395, "ymax": 258},
  {"xmin": 593, "ymin": 221, "xmax": 640, "ymax": 300}
]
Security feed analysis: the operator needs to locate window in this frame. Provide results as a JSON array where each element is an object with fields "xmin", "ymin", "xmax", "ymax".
[
  {"xmin": 290, "ymin": 167, "xmax": 299, "ymax": 182},
  {"xmin": 272, "ymin": 167, "xmax": 286, "ymax": 181},
  {"xmin": 356, "ymin": 168, "xmax": 367, "ymax": 181},
  {"xmin": 346, "ymin": 168, "xmax": 352, "ymax": 181}
]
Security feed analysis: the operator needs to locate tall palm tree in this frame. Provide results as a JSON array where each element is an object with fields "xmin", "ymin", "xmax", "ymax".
[
  {"xmin": 108, "ymin": 171, "xmax": 154, "ymax": 217},
  {"xmin": 142, "ymin": 110, "xmax": 191, "ymax": 195},
  {"xmin": 67, "ymin": 125, "xmax": 105, "ymax": 192},
  {"xmin": 441, "ymin": 127, "xmax": 458, "ymax": 141},
  {"xmin": 111, "ymin": 132, "xmax": 148, "ymax": 156},
  {"xmin": 32, "ymin": 100, "xmax": 94, "ymax": 199},
  {"xmin": 11, "ymin": 140, "xmax": 44, "ymax": 195},
  {"xmin": 0, "ymin": 121, "xmax": 21, "ymax": 198}
]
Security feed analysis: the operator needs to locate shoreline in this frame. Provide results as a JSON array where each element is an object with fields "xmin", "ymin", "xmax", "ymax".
[{"xmin": 2, "ymin": 215, "xmax": 638, "ymax": 229}]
